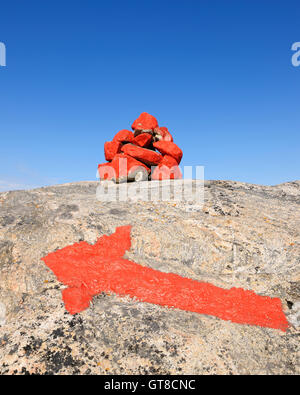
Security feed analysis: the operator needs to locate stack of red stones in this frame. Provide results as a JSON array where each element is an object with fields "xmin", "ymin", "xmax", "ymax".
[{"xmin": 98, "ymin": 112, "xmax": 183, "ymax": 183}]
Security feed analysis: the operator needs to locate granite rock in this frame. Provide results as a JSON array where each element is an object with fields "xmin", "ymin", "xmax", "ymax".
[{"xmin": 0, "ymin": 180, "xmax": 299, "ymax": 375}]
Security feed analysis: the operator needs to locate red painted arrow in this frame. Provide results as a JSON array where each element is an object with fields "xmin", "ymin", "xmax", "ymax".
[{"xmin": 42, "ymin": 226, "xmax": 288, "ymax": 331}]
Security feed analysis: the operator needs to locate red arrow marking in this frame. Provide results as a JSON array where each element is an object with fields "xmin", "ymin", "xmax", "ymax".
[{"xmin": 42, "ymin": 226, "xmax": 288, "ymax": 331}]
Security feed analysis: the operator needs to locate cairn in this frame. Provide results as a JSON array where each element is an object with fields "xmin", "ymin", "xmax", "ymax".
[{"xmin": 98, "ymin": 112, "xmax": 183, "ymax": 183}]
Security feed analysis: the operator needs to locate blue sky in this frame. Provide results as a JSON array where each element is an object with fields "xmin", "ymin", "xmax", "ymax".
[{"xmin": 0, "ymin": 0, "xmax": 299, "ymax": 191}]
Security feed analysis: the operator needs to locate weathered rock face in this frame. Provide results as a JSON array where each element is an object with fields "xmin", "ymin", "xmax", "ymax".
[{"xmin": 0, "ymin": 180, "xmax": 299, "ymax": 375}]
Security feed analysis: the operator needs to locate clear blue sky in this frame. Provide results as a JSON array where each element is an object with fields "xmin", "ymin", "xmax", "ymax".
[{"xmin": 0, "ymin": 0, "xmax": 299, "ymax": 191}]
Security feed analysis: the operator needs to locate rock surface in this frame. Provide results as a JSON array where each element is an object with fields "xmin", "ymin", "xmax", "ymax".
[
  {"xmin": 121, "ymin": 145, "xmax": 163, "ymax": 167},
  {"xmin": 104, "ymin": 141, "xmax": 122, "ymax": 161},
  {"xmin": 131, "ymin": 112, "xmax": 158, "ymax": 133},
  {"xmin": 112, "ymin": 130, "xmax": 134, "ymax": 144},
  {"xmin": 0, "ymin": 179, "xmax": 299, "ymax": 375},
  {"xmin": 153, "ymin": 127, "xmax": 173, "ymax": 142},
  {"xmin": 153, "ymin": 141, "xmax": 183, "ymax": 164},
  {"xmin": 151, "ymin": 156, "xmax": 182, "ymax": 180}
]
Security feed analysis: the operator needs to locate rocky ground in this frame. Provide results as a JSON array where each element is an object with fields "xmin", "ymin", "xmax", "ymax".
[{"xmin": 0, "ymin": 179, "xmax": 299, "ymax": 375}]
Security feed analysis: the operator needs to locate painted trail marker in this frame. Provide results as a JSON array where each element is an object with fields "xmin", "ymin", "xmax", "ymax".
[{"xmin": 42, "ymin": 226, "xmax": 288, "ymax": 331}]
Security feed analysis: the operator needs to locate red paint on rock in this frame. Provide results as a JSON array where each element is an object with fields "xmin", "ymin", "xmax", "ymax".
[
  {"xmin": 153, "ymin": 141, "xmax": 183, "ymax": 164},
  {"xmin": 154, "ymin": 127, "xmax": 173, "ymax": 142},
  {"xmin": 42, "ymin": 226, "xmax": 289, "ymax": 331},
  {"xmin": 131, "ymin": 112, "xmax": 158, "ymax": 131},
  {"xmin": 151, "ymin": 155, "xmax": 182, "ymax": 180},
  {"xmin": 98, "ymin": 162, "xmax": 115, "ymax": 180},
  {"xmin": 104, "ymin": 141, "xmax": 122, "ymax": 161},
  {"xmin": 98, "ymin": 155, "xmax": 150, "ymax": 182},
  {"xmin": 113, "ymin": 129, "xmax": 134, "ymax": 143},
  {"xmin": 132, "ymin": 133, "xmax": 153, "ymax": 148},
  {"xmin": 111, "ymin": 153, "xmax": 150, "ymax": 181},
  {"xmin": 121, "ymin": 144, "xmax": 162, "ymax": 166}
]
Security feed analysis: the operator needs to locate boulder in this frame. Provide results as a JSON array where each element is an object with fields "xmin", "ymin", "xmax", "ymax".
[
  {"xmin": 132, "ymin": 133, "xmax": 153, "ymax": 148},
  {"xmin": 121, "ymin": 144, "xmax": 162, "ymax": 166},
  {"xmin": 111, "ymin": 154, "xmax": 150, "ymax": 183},
  {"xmin": 154, "ymin": 127, "xmax": 173, "ymax": 142},
  {"xmin": 153, "ymin": 141, "xmax": 183, "ymax": 164},
  {"xmin": 113, "ymin": 130, "xmax": 134, "ymax": 143},
  {"xmin": 1, "ymin": 180, "xmax": 299, "ymax": 374},
  {"xmin": 131, "ymin": 112, "xmax": 158, "ymax": 133},
  {"xmin": 104, "ymin": 141, "xmax": 122, "ymax": 161},
  {"xmin": 151, "ymin": 155, "xmax": 182, "ymax": 180}
]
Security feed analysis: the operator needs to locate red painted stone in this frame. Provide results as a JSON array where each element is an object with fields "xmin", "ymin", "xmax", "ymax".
[
  {"xmin": 98, "ymin": 155, "xmax": 149, "ymax": 182},
  {"xmin": 42, "ymin": 226, "xmax": 289, "ymax": 331},
  {"xmin": 154, "ymin": 127, "xmax": 173, "ymax": 142},
  {"xmin": 131, "ymin": 112, "xmax": 158, "ymax": 132},
  {"xmin": 153, "ymin": 141, "xmax": 183, "ymax": 164},
  {"xmin": 98, "ymin": 162, "xmax": 115, "ymax": 180},
  {"xmin": 111, "ymin": 153, "xmax": 150, "ymax": 182},
  {"xmin": 151, "ymin": 155, "xmax": 182, "ymax": 180},
  {"xmin": 132, "ymin": 133, "xmax": 153, "ymax": 148},
  {"xmin": 104, "ymin": 141, "xmax": 122, "ymax": 161},
  {"xmin": 121, "ymin": 144, "xmax": 162, "ymax": 166},
  {"xmin": 113, "ymin": 129, "xmax": 134, "ymax": 143}
]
